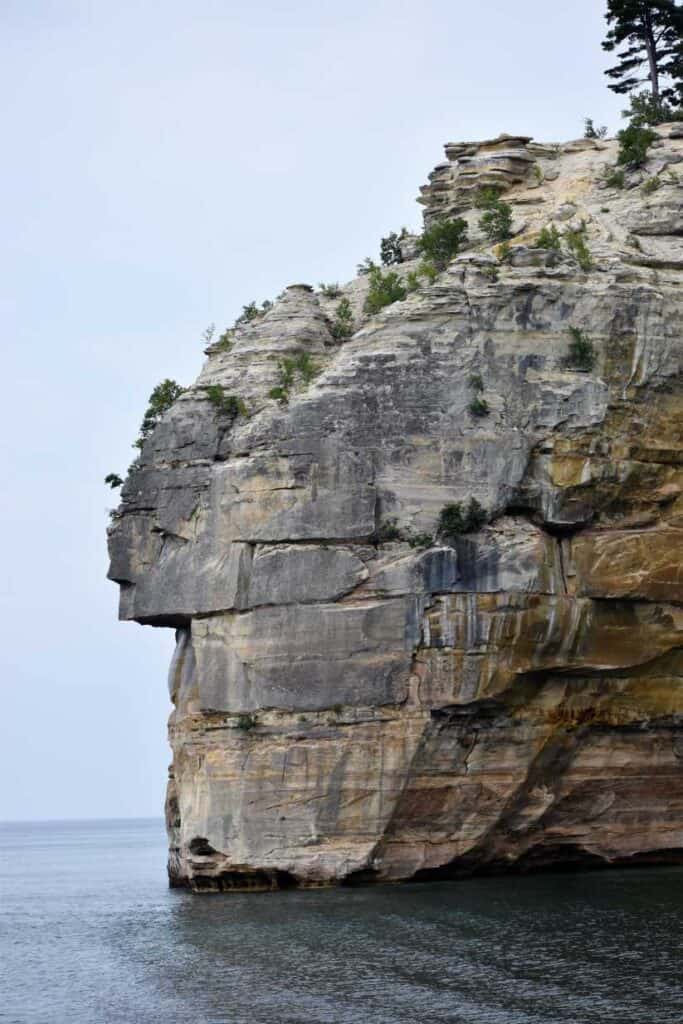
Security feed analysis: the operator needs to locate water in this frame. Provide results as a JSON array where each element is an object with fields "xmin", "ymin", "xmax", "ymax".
[{"xmin": 1, "ymin": 819, "xmax": 682, "ymax": 1024}]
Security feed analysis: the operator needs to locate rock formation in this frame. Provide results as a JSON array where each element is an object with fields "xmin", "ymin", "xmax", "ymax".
[{"xmin": 108, "ymin": 128, "xmax": 683, "ymax": 890}]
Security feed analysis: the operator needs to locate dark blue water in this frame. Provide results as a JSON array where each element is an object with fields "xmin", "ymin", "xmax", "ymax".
[{"xmin": 1, "ymin": 819, "xmax": 682, "ymax": 1023}]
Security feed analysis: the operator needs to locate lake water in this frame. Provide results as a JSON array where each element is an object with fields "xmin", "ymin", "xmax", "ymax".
[{"xmin": 1, "ymin": 818, "xmax": 681, "ymax": 1023}]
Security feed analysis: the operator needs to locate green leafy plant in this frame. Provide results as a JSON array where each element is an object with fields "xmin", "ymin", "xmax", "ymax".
[
  {"xmin": 438, "ymin": 498, "xmax": 488, "ymax": 537},
  {"xmin": 407, "ymin": 532, "xmax": 434, "ymax": 549},
  {"xmin": 405, "ymin": 270, "xmax": 422, "ymax": 292},
  {"xmin": 417, "ymin": 259, "xmax": 439, "ymax": 283},
  {"xmin": 622, "ymin": 92, "xmax": 683, "ymax": 127},
  {"xmin": 363, "ymin": 267, "xmax": 407, "ymax": 315},
  {"xmin": 104, "ymin": 473, "xmax": 123, "ymax": 489},
  {"xmin": 415, "ymin": 218, "xmax": 469, "ymax": 269},
  {"xmin": 213, "ymin": 329, "xmax": 234, "ymax": 352},
  {"xmin": 564, "ymin": 223, "xmax": 593, "ymax": 271},
  {"xmin": 617, "ymin": 123, "xmax": 658, "ymax": 168},
  {"xmin": 605, "ymin": 167, "xmax": 626, "ymax": 188},
  {"xmin": 235, "ymin": 300, "xmax": 272, "ymax": 326},
  {"xmin": 329, "ymin": 297, "xmax": 354, "ymax": 340},
  {"xmin": 533, "ymin": 164, "xmax": 543, "ymax": 182},
  {"xmin": 476, "ymin": 188, "xmax": 514, "ymax": 243},
  {"xmin": 565, "ymin": 326, "xmax": 596, "ymax": 371},
  {"xmin": 357, "ymin": 257, "xmax": 378, "ymax": 276},
  {"xmin": 468, "ymin": 395, "xmax": 490, "ymax": 418},
  {"xmin": 370, "ymin": 517, "xmax": 403, "ymax": 544},
  {"xmin": 584, "ymin": 118, "xmax": 608, "ymax": 139},
  {"xmin": 380, "ymin": 229, "xmax": 407, "ymax": 266},
  {"xmin": 203, "ymin": 385, "xmax": 249, "ymax": 418},
  {"xmin": 480, "ymin": 263, "xmax": 499, "ymax": 281},
  {"xmin": 642, "ymin": 175, "xmax": 661, "ymax": 194},
  {"xmin": 270, "ymin": 352, "xmax": 320, "ymax": 403},
  {"xmin": 497, "ymin": 240, "xmax": 513, "ymax": 262},
  {"xmin": 235, "ymin": 713, "xmax": 257, "ymax": 731},
  {"xmin": 468, "ymin": 373, "xmax": 484, "ymax": 392},
  {"xmin": 318, "ymin": 282, "xmax": 342, "ymax": 298},
  {"xmin": 536, "ymin": 224, "xmax": 562, "ymax": 251},
  {"xmin": 268, "ymin": 385, "xmax": 288, "ymax": 404},
  {"xmin": 134, "ymin": 379, "xmax": 185, "ymax": 449}
]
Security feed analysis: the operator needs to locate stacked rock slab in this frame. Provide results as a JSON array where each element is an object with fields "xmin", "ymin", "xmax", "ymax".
[{"xmin": 108, "ymin": 127, "xmax": 683, "ymax": 890}]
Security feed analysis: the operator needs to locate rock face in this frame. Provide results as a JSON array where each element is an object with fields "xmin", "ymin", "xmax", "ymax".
[{"xmin": 108, "ymin": 128, "xmax": 683, "ymax": 890}]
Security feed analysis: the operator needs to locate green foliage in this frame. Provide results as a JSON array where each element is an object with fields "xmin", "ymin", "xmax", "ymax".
[
  {"xmin": 536, "ymin": 224, "xmax": 562, "ymax": 251},
  {"xmin": 329, "ymin": 297, "xmax": 354, "ymax": 340},
  {"xmin": 642, "ymin": 175, "xmax": 661, "ymax": 193},
  {"xmin": 105, "ymin": 473, "xmax": 123, "ymax": 489},
  {"xmin": 468, "ymin": 395, "xmax": 490, "ymax": 418},
  {"xmin": 405, "ymin": 270, "xmax": 421, "ymax": 292},
  {"xmin": 235, "ymin": 299, "xmax": 272, "ymax": 326},
  {"xmin": 203, "ymin": 385, "xmax": 248, "ymax": 418},
  {"xmin": 565, "ymin": 326, "xmax": 596, "ymax": 371},
  {"xmin": 363, "ymin": 267, "xmax": 407, "ymax": 315},
  {"xmin": 371, "ymin": 517, "xmax": 403, "ymax": 544},
  {"xmin": 235, "ymin": 714, "xmax": 257, "ymax": 731},
  {"xmin": 617, "ymin": 123, "xmax": 658, "ymax": 167},
  {"xmin": 602, "ymin": 1, "xmax": 683, "ymax": 106},
  {"xmin": 417, "ymin": 259, "xmax": 439, "ymax": 283},
  {"xmin": 415, "ymin": 218, "xmax": 469, "ymax": 269},
  {"xmin": 134, "ymin": 379, "xmax": 185, "ymax": 449},
  {"xmin": 533, "ymin": 164, "xmax": 543, "ymax": 182},
  {"xmin": 271, "ymin": 352, "xmax": 320, "ymax": 403},
  {"xmin": 584, "ymin": 117, "xmax": 608, "ymax": 139},
  {"xmin": 605, "ymin": 168, "xmax": 626, "ymax": 188},
  {"xmin": 268, "ymin": 385, "xmax": 288, "ymax": 404},
  {"xmin": 318, "ymin": 282, "xmax": 342, "ymax": 298},
  {"xmin": 564, "ymin": 223, "xmax": 593, "ymax": 271},
  {"xmin": 438, "ymin": 498, "xmax": 488, "ymax": 538},
  {"xmin": 214, "ymin": 329, "xmax": 234, "ymax": 352},
  {"xmin": 476, "ymin": 188, "xmax": 514, "ymax": 243},
  {"xmin": 202, "ymin": 323, "xmax": 216, "ymax": 346},
  {"xmin": 479, "ymin": 263, "xmax": 499, "ymax": 281},
  {"xmin": 380, "ymin": 229, "xmax": 407, "ymax": 266},
  {"xmin": 357, "ymin": 257, "xmax": 378, "ymax": 276},
  {"xmin": 407, "ymin": 532, "xmax": 434, "ymax": 549},
  {"xmin": 623, "ymin": 91, "xmax": 683, "ymax": 126},
  {"xmin": 497, "ymin": 240, "xmax": 513, "ymax": 263},
  {"xmin": 468, "ymin": 373, "xmax": 484, "ymax": 392}
]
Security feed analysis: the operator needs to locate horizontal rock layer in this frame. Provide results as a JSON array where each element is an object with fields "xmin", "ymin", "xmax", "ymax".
[{"xmin": 109, "ymin": 126, "xmax": 683, "ymax": 890}]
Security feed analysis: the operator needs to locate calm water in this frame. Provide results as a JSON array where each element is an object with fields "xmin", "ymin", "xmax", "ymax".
[{"xmin": 1, "ymin": 819, "xmax": 682, "ymax": 1024}]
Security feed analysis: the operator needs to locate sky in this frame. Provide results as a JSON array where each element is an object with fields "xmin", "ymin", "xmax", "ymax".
[{"xmin": 0, "ymin": 0, "xmax": 626, "ymax": 821}]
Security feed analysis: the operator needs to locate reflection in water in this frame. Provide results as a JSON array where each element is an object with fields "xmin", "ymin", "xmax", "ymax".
[{"xmin": 1, "ymin": 818, "xmax": 681, "ymax": 1024}]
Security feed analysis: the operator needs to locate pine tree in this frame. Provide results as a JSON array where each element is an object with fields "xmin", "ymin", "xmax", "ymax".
[{"xmin": 602, "ymin": 0, "xmax": 683, "ymax": 108}]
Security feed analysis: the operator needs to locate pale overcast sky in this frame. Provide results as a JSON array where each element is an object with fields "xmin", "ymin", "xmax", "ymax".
[{"xmin": 0, "ymin": 0, "xmax": 625, "ymax": 821}]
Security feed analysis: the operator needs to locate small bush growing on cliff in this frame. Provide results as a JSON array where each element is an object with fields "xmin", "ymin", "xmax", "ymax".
[
  {"xmin": 468, "ymin": 373, "xmax": 484, "ymax": 392},
  {"xmin": 468, "ymin": 395, "xmax": 490, "ymax": 417},
  {"xmin": 583, "ymin": 118, "xmax": 608, "ymax": 139},
  {"xmin": 235, "ymin": 299, "xmax": 272, "ymax": 326},
  {"xmin": 370, "ymin": 517, "xmax": 403, "ymax": 544},
  {"xmin": 415, "ymin": 218, "xmax": 468, "ymax": 270},
  {"xmin": 329, "ymin": 297, "xmax": 354, "ymax": 340},
  {"xmin": 363, "ymin": 267, "xmax": 407, "ymax": 315},
  {"xmin": 270, "ymin": 352, "xmax": 320, "ymax": 403},
  {"xmin": 438, "ymin": 498, "xmax": 487, "ymax": 537},
  {"xmin": 380, "ymin": 229, "xmax": 407, "ymax": 266},
  {"xmin": 642, "ymin": 176, "xmax": 661, "ymax": 194},
  {"xmin": 318, "ymin": 282, "xmax": 341, "ymax": 298},
  {"xmin": 617, "ymin": 123, "xmax": 658, "ymax": 168},
  {"xmin": 104, "ymin": 473, "xmax": 123, "ymax": 489},
  {"xmin": 203, "ymin": 385, "xmax": 248, "ymax": 418},
  {"xmin": 357, "ymin": 257, "xmax": 378, "ymax": 276},
  {"xmin": 235, "ymin": 713, "xmax": 257, "ymax": 731},
  {"xmin": 564, "ymin": 327, "xmax": 596, "ymax": 371},
  {"xmin": 605, "ymin": 168, "xmax": 625, "ymax": 189},
  {"xmin": 213, "ymin": 329, "xmax": 234, "ymax": 352},
  {"xmin": 476, "ymin": 188, "xmax": 514, "ymax": 243},
  {"xmin": 536, "ymin": 224, "xmax": 562, "ymax": 251},
  {"xmin": 134, "ymin": 379, "xmax": 185, "ymax": 449},
  {"xmin": 623, "ymin": 92, "xmax": 683, "ymax": 128},
  {"xmin": 564, "ymin": 223, "xmax": 593, "ymax": 271}
]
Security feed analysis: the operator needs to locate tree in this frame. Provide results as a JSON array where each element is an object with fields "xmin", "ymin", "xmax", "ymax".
[{"xmin": 602, "ymin": 1, "xmax": 683, "ymax": 108}]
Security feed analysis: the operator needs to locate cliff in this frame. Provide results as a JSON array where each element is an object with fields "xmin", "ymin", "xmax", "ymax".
[{"xmin": 108, "ymin": 125, "xmax": 683, "ymax": 891}]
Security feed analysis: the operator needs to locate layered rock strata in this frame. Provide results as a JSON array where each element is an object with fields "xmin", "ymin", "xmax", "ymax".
[{"xmin": 108, "ymin": 126, "xmax": 683, "ymax": 890}]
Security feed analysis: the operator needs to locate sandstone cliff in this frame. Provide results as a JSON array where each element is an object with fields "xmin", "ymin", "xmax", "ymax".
[{"xmin": 108, "ymin": 127, "xmax": 683, "ymax": 891}]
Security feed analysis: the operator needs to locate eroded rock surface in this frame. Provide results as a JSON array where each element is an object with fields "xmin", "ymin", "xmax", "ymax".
[{"xmin": 109, "ymin": 128, "xmax": 683, "ymax": 890}]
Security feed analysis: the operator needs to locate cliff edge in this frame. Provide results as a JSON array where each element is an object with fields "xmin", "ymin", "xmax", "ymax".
[{"xmin": 108, "ymin": 127, "xmax": 683, "ymax": 891}]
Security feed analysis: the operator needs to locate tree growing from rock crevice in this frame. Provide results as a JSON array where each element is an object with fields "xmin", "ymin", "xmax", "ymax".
[{"xmin": 602, "ymin": 0, "xmax": 683, "ymax": 110}]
